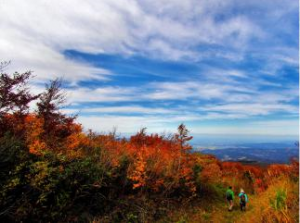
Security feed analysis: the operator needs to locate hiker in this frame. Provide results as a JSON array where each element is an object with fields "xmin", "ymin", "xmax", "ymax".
[
  {"xmin": 226, "ymin": 186, "xmax": 234, "ymax": 211},
  {"xmin": 238, "ymin": 188, "xmax": 248, "ymax": 211}
]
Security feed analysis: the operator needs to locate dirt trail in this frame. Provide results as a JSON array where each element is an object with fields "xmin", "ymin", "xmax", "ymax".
[
  {"xmin": 184, "ymin": 198, "xmax": 256, "ymax": 223},
  {"xmin": 209, "ymin": 205, "xmax": 247, "ymax": 223},
  {"xmin": 158, "ymin": 195, "xmax": 258, "ymax": 222}
]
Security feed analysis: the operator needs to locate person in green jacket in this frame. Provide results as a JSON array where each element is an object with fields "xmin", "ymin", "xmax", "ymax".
[{"xmin": 226, "ymin": 186, "xmax": 234, "ymax": 211}]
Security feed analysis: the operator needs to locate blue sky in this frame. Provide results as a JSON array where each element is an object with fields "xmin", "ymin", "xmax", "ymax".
[{"xmin": 0, "ymin": 0, "xmax": 298, "ymax": 136}]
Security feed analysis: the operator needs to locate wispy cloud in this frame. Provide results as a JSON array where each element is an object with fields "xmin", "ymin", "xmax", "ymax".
[
  {"xmin": 202, "ymin": 103, "xmax": 298, "ymax": 116},
  {"xmin": 0, "ymin": 0, "xmax": 269, "ymax": 81},
  {"xmin": 189, "ymin": 119, "xmax": 299, "ymax": 136},
  {"xmin": 1, "ymin": 0, "xmax": 298, "ymax": 135},
  {"xmin": 62, "ymin": 106, "xmax": 173, "ymax": 115},
  {"xmin": 77, "ymin": 114, "xmax": 298, "ymax": 136}
]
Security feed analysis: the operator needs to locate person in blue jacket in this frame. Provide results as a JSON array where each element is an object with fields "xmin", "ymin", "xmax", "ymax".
[{"xmin": 238, "ymin": 188, "xmax": 248, "ymax": 211}]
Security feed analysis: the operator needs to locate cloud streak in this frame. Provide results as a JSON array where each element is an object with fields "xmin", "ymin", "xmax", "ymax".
[
  {"xmin": 0, "ymin": 0, "xmax": 298, "ymax": 135},
  {"xmin": 0, "ymin": 0, "xmax": 270, "ymax": 81}
]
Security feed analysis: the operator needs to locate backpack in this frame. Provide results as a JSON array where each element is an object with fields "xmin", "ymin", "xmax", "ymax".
[{"xmin": 240, "ymin": 193, "xmax": 246, "ymax": 203}]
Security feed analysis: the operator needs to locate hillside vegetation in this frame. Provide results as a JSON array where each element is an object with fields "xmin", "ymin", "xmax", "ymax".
[{"xmin": 0, "ymin": 71, "xmax": 299, "ymax": 222}]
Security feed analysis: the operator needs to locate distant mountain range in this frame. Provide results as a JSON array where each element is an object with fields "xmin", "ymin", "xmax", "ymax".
[{"xmin": 193, "ymin": 142, "xmax": 299, "ymax": 164}]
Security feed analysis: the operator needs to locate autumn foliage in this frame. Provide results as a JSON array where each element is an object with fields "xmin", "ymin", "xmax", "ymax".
[{"xmin": 0, "ymin": 71, "xmax": 298, "ymax": 222}]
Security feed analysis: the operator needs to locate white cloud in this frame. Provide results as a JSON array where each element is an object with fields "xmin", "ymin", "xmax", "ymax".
[
  {"xmin": 0, "ymin": 30, "xmax": 112, "ymax": 84},
  {"xmin": 202, "ymin": 103, "xmax": 298, "ymax": 115},
  {"xmin": 77, "ymin": 113, "xmax": 298, "ymax": 136},
  {"xmin": 0, "ymin": 0, "xmax": 265, "ymax": 82},
  {"xmin": 190, "ymin": 119, "xmax": 299, "ymax": 136},
  {"xmin": 61, "ymin": 80, "xmax": 252, "ymax": 104},
  {"xmin": 65, "ymin": 86, "xmax": 138, "ymax": 102},
  {"xmin": 145, "ymin": 81, "xmax": 235, "ymax": 100},
  {"xmin": 0, "ymin": 0, "xmax": 297, "ymax": 136},
  {"xmin": 77, "ymin": 115, "xmax": 172, "ymax": 133},
  {"xmin": 62, "ymin": 106, "xmax": 173, "ymax": 115}
]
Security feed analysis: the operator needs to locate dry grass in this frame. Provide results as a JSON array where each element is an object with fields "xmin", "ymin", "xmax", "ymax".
[
  {"xmin": 155, "ymin": 176, "xmax": 299, "ymax": 223},
  {"xmin": 239, "ymin": 177, "xmax": 299, "ymax": 223}
]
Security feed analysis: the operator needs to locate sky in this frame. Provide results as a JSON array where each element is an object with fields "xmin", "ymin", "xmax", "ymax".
[{"xmin": 0, "ymin": 0, "xmax": 299, "ymax": 137}]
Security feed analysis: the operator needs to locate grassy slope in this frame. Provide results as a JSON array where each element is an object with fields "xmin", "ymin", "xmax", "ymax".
[{"xmin": 158, "ymin": 178, "xmax": 298, "ymax": 223}]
